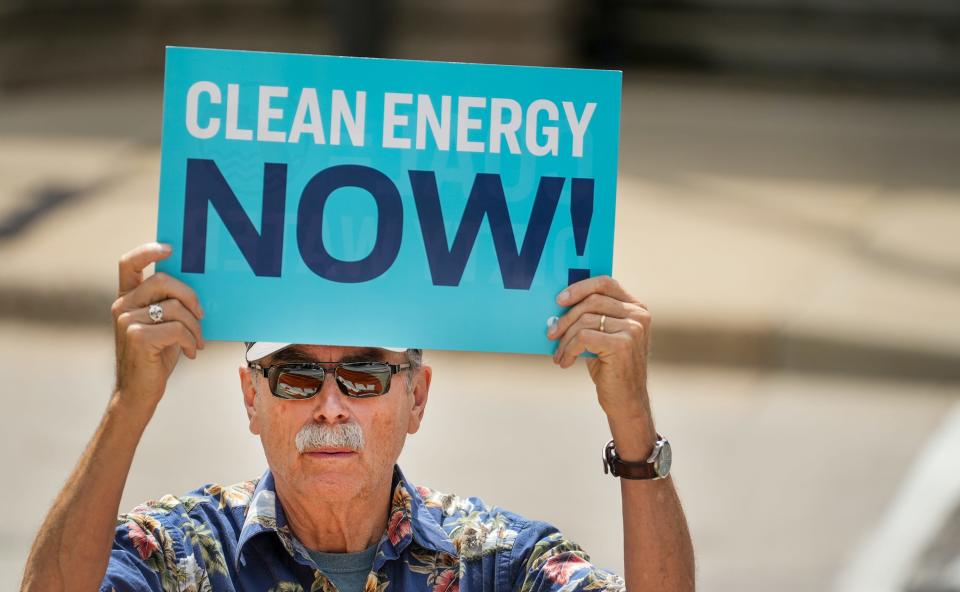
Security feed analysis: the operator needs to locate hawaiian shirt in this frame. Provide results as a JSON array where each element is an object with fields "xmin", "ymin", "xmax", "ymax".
[{"xmin": 101, "ymin": 465, "xmax": 625, "ymax": 592}]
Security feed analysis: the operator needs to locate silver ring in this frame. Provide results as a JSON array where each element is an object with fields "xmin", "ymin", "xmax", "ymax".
[
  {"xmin": 599, "ymin": 314, "xmax": 606, "ymax": 333},
  {"xmin": 148, "ymin": 303, "xmax": 164, "ymax": 324}
]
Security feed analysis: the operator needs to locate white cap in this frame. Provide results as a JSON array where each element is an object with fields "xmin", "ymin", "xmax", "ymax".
[{"xmin": 245, "ymin": 342, "xmax": 411, "ymax": 363}]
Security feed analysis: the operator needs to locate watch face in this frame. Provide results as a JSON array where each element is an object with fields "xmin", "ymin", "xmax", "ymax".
[{"xmin": 655, "ymin": 441, "xmax": 672, "ymax": 478}]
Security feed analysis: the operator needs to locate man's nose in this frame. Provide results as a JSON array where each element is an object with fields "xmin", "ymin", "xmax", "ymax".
[{"xmin": 310, "ymin": 373, "xmax": 351, "ymax": 423}]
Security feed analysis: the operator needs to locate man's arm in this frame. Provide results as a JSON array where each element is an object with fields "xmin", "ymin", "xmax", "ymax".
[
  {"xmin": 549, "ymin": 276, "xmax": 696, "ymax": 591},
  {"xmin": 20, "ymin": 243, "xmax": 204, "ymax": 592},
  {"xmin": 608, "ymin": 413, "xmax": 695, "ymax": 590},
  {"xmin": 21, "ymin": 394, "xmax": 156, "ymax": 591}
]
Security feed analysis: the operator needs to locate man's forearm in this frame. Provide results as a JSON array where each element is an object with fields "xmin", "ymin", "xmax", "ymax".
[
  {"xmin": 619, "ymin": 477, "xmax": 694, "ymax": 590},
  {"xmin": 20, "ymin": 393, "xmax": 153, "ymax": 592},
  {"xmin": 609, "ymin": 414, "xmax": 695, "ymax": 591}
]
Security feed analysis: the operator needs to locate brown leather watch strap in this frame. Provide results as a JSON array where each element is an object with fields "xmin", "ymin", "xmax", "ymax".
[{"xmin": 602, "ymin": 439, "xmax": 658, "ymax": 480}]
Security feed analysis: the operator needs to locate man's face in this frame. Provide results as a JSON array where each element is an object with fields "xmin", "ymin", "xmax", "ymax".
[{"xmin": 239, "ymin": 345, "xmax": 431, "ymax": 501}]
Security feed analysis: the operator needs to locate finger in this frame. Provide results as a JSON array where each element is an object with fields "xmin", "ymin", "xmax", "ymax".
[
  {"xmin": 556, "ymin": 275, "xmax": 636, "ymax": 308},
  {"xmin": 554, "ymin": 314, "xmax": 631, "ymax": 365},
  {"xmin": 555, "ymin": 327, "xmax": 618, "ymax": 368},
  {"xmin": 548, "ymin": 293, "xmax": 642, "ymax": 340},
  {"xmin": 122, "ymin": 272, "xmax": 204, "ymax": 320},
  {"xmin": 126, "ymin": 320, "xmax": 199, "ymax": 359},
  {"xmin": 117, "ymin": 299, "xmax": 205, "ymax": 349},
  {"xmin": 558, "ymin": 325, "xmax": 639, "ymax": 369},
  {"xmin": 119, "ymin": 243, "xmax": 172, "ymax": 295},
  {"xmin": 554, "ymin": 312, "xmax": 604, "ymax": 361},
  {"xmin": 573, "ymin": 329, "xmax": 632, "ymax": 365}
]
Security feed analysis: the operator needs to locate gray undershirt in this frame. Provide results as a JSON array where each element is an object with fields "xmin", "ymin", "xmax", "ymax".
[{"xmin": 304, "ymin": 542, "xmax": 379, "ymax": 592}]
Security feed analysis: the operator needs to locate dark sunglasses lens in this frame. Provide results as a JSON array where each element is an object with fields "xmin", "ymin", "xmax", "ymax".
[
  {"xmin": 335, "ymin": 363, "xmax": 391, "ymax": 397},
  {"xmin": 274, "ymin": 369, "xmax": 325, "ymax": 399}
]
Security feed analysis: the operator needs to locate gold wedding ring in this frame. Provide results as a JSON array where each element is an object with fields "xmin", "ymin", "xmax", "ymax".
[{"xmin": 599, "ymin": 314, "xmax": 606, "ymax": 333}]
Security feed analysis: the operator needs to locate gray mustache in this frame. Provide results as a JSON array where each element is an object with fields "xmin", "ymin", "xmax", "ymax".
[{"xmin": 295, "ymin": 421, "xmax": 365, "ymax": 453}]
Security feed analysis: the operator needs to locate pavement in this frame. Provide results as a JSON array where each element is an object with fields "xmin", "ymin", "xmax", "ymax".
[
  {"xmin": 1, "ymin": 75, "xmax": 959, "ymax": 591},
  {"xmin": 837, "ymin": 403, "xmax": 960, "ymax": 592}
]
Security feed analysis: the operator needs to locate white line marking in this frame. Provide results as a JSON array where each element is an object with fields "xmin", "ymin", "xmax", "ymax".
[{"xmin": 834, "ymin": 401, "xmax": 960, "ymax": 592}]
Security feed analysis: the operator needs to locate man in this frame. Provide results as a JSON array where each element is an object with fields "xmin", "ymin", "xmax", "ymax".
[{"xmin": 21, "ymin": 242, "xmax": 694, "ymax": 591}]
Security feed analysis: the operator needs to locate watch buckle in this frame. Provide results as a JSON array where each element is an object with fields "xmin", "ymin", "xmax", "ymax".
[
  {"xmin": 646, "ymin": 439, "xmax": 663, "ymax": 464},
  {"xmin": 601, "ymin": 439, "xmax": 616, "ymax": 476}
]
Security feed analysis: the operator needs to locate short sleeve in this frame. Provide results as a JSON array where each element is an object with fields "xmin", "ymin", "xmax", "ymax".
[
  {"xmin": 99, "ymin": 514, "xmax": 178, "ymax": 592},
  {"xmin": 512, "ymin": 522, "xmax": 625, "ymax": 592}
]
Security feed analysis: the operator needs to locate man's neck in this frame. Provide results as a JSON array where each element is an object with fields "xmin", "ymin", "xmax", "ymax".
[{"xmin": 273, "ymin": 474, "xmax": 393, "ymax": 553}]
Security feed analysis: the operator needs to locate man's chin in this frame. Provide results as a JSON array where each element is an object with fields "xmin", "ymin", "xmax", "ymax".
[{"xmin": 296, "ymin": 453, "xmax": 365, "ymax": 495}]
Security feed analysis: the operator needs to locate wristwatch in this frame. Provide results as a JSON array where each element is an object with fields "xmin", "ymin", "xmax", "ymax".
[{"xmin": 602, "ymin": 434, "xmax": 672, "ymax": 480}]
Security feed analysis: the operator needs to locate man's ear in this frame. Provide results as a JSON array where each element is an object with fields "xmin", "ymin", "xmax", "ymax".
[
  {"xmin": 239, "ymin": 365, "xmax": 261, "ymax": 435},
  {"xmin": 406, "ymin": 365, "xmax": 432, "ymax": 435}
]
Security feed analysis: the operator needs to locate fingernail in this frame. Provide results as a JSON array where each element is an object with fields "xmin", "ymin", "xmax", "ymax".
[
  {"xmin": 159, "ymin": 243, "xmax": 172, "ymax": 252},
  {"xmin": 546, "ymin": 316, "xmax": 558, "ymax": 337},
  {"xmin": 557, "ymin": 290, "xmax": 569, "ymax": 305}
]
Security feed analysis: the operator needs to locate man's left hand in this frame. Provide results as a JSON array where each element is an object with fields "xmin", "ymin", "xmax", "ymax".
[
  {"xmin": 547, "ymin": 276, "xmax": 654, "ymax": 432},
  {"xmin": 550, "ymin": 277, "xmax": 694, "ymax": 590}
]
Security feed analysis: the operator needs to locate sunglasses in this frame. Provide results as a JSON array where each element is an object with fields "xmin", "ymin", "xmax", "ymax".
[{"xmin": 249, "ymin": 361, "xmax": 411, "ymax": 399}]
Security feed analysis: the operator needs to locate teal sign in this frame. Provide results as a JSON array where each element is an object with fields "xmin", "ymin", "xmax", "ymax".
[{"xmin": 156, "ymin": 46, "xmax": 621, "ymax": 355}]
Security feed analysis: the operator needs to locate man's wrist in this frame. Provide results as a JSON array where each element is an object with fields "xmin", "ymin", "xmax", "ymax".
[
  {"xmin": 107, "ymin": 390, "xmax": 157, "ymax": 430},
  {"xmin": 606, "ymin": 411, "xmax": 657, "ymax": 462}
]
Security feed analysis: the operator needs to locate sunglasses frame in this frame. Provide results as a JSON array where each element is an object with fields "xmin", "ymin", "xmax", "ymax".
[{"xmin": 249, "ymin": 361, "xmax": 411, "ymax": 399}]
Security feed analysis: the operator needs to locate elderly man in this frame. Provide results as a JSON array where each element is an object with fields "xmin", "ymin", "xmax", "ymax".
[{"xmin": 21, "ymin": 243, "xmax": 694, "ymax": 592}]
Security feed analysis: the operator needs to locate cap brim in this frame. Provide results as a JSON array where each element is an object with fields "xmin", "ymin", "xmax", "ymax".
[{"xmin": 245, "ymin": 342, "xmax": 410, "ymax": 362}]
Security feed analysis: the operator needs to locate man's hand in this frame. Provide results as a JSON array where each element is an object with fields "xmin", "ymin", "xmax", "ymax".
[
  {"xmin": 547, "ymin": 275, "xmax": 696, "ymax": 591},
  {"xmin": 547, "ymin": 275, "xmax": 653, "ymax": 433},
  {"xmin": 112, "ymin": 242, "xmax": 205, "ymax": 410},
  {"xmin": 21, "ymin": 242, "xmax": 207, "ymax": 592}
]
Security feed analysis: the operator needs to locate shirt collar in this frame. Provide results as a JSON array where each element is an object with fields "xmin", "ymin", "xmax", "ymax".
[
  {"xmin": 235, "ymin": 465, "xmax": 455, "ymax": 570},
  {"xmin": 384, "ymin": 465, "xmax": 457, "ymax": 557}
]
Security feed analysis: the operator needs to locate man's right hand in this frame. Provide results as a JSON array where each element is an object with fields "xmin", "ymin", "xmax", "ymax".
[
  {"xmin": 21, "ymin": 242, "xmax": 207, "ymax": 592},
  {"xmin": 111, "ymin": 242, "xmax": 205, "ymax": 411}
]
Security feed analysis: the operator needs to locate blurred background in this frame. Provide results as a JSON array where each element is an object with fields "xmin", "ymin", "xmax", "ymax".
[{"xmin": 1, "ymin": 1, "xmax": 959, "ymax": 590}]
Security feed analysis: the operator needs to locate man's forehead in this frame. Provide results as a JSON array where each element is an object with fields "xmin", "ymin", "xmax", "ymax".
[{"xmin": 267, "ymin": 344, "xmax": 400, "ymax": 362}]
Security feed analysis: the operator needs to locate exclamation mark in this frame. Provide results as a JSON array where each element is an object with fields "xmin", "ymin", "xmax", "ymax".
[{"xmin": 567, "ymin": 177, "xmax": 594, "ymax": 285}]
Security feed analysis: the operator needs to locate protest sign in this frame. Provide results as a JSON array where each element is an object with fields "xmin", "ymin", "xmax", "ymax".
[{"xmin": 156, "ymin": 47, "xmax": 621, "ymax": 355}]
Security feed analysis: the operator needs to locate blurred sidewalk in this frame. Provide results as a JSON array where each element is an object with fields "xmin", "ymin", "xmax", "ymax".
[{"xmin": 0, "ymin": 76, "xmax": 958, "ymax": 380}]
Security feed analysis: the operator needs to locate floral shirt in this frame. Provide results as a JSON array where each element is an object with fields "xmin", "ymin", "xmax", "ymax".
[{"xmin": 102, "ymin": 465, "xmax": 625, "ymax": 592}]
